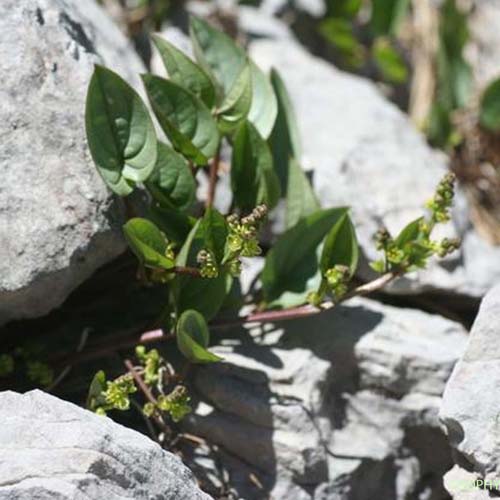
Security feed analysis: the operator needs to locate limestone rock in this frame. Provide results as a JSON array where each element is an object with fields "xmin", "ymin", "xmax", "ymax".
[
  {"xmin": 0, "ymin": 0, "xmax": 145, "ymax": 324},
  {"xmin": 440, "ymin": 284, "xmax": 500, "ymax": 488},
  {"xmin": 0, "ymin": 390, "xmax": 211, "ymax": 499},
  {"xmin": 183, "ymin": 297, "xmax": 467, "ymax": 499}
]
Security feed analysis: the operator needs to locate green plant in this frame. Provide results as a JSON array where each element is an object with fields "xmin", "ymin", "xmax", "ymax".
[
  {"xmin": 83, "ymin": 16, "xmax": 458, "ymax": 428},
  {"xmin": 318, "ymin": 0, "xmax": 409, "ymax": 84}
]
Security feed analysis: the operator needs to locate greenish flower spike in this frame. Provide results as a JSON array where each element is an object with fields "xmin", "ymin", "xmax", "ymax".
[
  {"xmin": 370, "ymin": 173, "xmax": 460, "ymax": 274},
  {"xmin": 325, "ymin": 265, "xmax": 350, "ymax": 299},
  {"xmin": 0, "ymin": 354, "xmax": 14, "ymax": 377},
  {"xmin": 157, "ymin": 386, "xmax": 192, "ymax": 423},
  {"xmin": 135, "ymin": 346, "xmax": 162, "ymax": 385},
  {"xmin": 103, "ymin": 373, "xmax": 137, "ymax": 411},
  {"xmin": 197, "ymin": 249, "xmax": 219, "ymax": 278}
]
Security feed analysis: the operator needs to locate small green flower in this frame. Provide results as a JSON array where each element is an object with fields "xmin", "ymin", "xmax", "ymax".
[
  {"xmin": 143, "ymin": 402, "xmax": 156, "ymax": 417},
  {"xmin": 156, "ymin": 386, "xmax": 191, "ymax": 423},
  {"xmin": 197, "ymin": 249, "xmax": 219, "ymax": 278},
  {"xmin": 103, "ymin": 374, "xmax": 136, "ymax": 411}
]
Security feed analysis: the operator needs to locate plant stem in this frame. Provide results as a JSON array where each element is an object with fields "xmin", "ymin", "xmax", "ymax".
[
  {"xmin": 206, "ymin": 144, "xmax": 221, "ymax": 208},
  {"xmin": 51, "ymin": 271, "xmax": 399, "ymax": 368},
  {"xmin": 172, "ymin": 266, "xmax": 201, "ymax": 277}
]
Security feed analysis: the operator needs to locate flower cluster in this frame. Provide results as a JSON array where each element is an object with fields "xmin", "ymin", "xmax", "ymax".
[
  {"xmin": 223, "ymin": 205, "xmax": 267, "ymax": 277},
  {"xmin": 197, "ymin": 249, "xmax": 219, "ymax": 278},
  {"xmin": 426, "ymin": 172, "xmax": 456, "ymax": 224},
  {"xmin": 325, "ymin": 265, "xmax": 351, "ymax": 299},
  {"xmin": 143, "ymin": 385, "xmax": 191, "ymax": 422},
  {"xmin": 103, "ymin": 373, "xmax": 137, "ymax": 412},
  {"xmin": 370, "ymin": 173, "xmax": 460, "ymax": 274},
  {"xmin": 135, "ymin": 345, "xmax": 161, "ymax": 385}
]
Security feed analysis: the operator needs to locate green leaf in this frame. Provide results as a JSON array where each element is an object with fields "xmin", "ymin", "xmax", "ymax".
[
  {"xmin": 149, "ymin": 204, "xmax": 195, "ymax": 244},
  {"xmin": 176, "ymin": 310, "xmax": 222, "ymax": 363},
  {"xmin": 85, "ymin": 65, "xmax": 157, "ymax": 196},
  {"xmin": 123, "ymin": 218, "xmax": 174, "ymax": 269},
  {"xmin": 370, "ymin": 0, "xmax": 410, "ymax": 36},
  {"xmin": 269, "ymin": 69, "xmax": 302, "ymax": 192},
  {"xmin": 326, "ymin": 0, "xmax": 362, "ymax": 18},
  {"xmin": 286, "ymin": 158, "xmax": 320, "ymax": 229},
  {"xmin": 320, "ymin": 213, "xmax": 359, "ymax": 276},
  {"xmin": 261, "ymin": 208, "xmax": 348, "ymax": 304},
  {"xmin": 174, "ymin": 212, "xmax": 230, "ymax": 320},
  {"xmin": 395, "ymin": 217, "xmax": 425, "ymax": 247},
  {"xmin": 189, "ymin": 16, "xmax": 246, "ymax": 102},
  {"xmin": 480, "ymin": 78, "xmax": 500, "ymax": 132},
  {"xmin": 142, "ymin": 74, "xmax": 219, "ymax": 165},
  {"xmin": 146, "ymin": 142, "xmax": 196, "ymax": 211},
  {"xmin": 318, "ymin": 18, "xmax": 365, "ymax": 68},
  {"xmin": 86, "ymin": 370, "xmax": 107, "ymax": 410},
  {"xmin": 248, "ymin": 62, "xmax": 278, "ymax": 139},
  {"xmin": 231, "ymin": 121, "xmax": 281, "ymax": 211},
  {"xmin": 176, "ymin": 272, "xmax": 231, "ymax": 320},
  {"xmin": 152, "ymin": 34, "xmax": 215, "ymax": 108},
  {"xmin": 218, "ymin": 64, "xmax": 253, "ymax": 133},
  {"xmin": 373, "ymin": 38, "xmax": 408, "ymax": 84}
]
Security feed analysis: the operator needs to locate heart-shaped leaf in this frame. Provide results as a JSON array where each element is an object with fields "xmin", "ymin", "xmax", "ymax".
[
  {"xmin": 152, "ymin": 34, "xmax": 215, "ymax": 108},
  {"xmin": 123, "ymin": 218, "xmax": 174, "ymax": 269},
  {"xmin": 146, "ymin": 142, "xmax": 196, "ymax": 211},
  {"xmin": 286, "ymin": 158, "xmax": 320, "ymax": 229},
  {"xmin": 189, "ymin": 16, "xmax": 246, "ymax": 102},
  {"xmin": 261, "ymin": 208, "xmax": 348, "ymax": 304},
  {"xmin": 231, "ymin": 121, "xmax": 281, "ymax": 211},
  {"xmin": 218, "ymin": 64, "xmax": 253, "ymax": 133},
  {"xmin": 320, "ymin": 212, "xmax": 359, "ymax": 276},
  {"xmin": 248, "ymin": 62, "xmax": 278, "ymax": 139},
  {"xmin": 142, "ymin": 74, "xmax": 219, "ymax": 165},
  {"xmin": 176, "ymin": 309, "xmax": 223, "ymax": 363},
  {"xmin": 85, "ymin": 65, "xmax": 157, "ymax": 196},
  {"xmin": 269, "ymin": 69, "xmax": 302, "ymax": 192}
]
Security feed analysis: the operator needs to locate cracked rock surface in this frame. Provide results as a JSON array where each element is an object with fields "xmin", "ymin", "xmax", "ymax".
[
  {"xmin": 0, "ymin": 0, "xmax": 145, "ymax": 325},
  {"xmin": 182, "ymin": 297, "xmax": 467, "ymax": 499},
  {"xmin": 0, "ymin": 390, "xmax": 211, "ymax": 500},
  {"xmin": 440, "ymin": 284, "xmax": 500, "ymax": 497}
]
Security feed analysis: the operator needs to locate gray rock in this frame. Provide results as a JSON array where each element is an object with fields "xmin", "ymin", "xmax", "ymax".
[
  {"xmin": 248, "ymin": 35, "xmax": 500, "ymax": 299},
  {"xmin": 0, "ymin": 0, "xmax": 146, "ymax": 325},
  {"xmin": 440, "ymin": 284, "xmax": 500, "ymax": 488},
  {"xmin": 0, "ymin": 390, "xmax": 211, "ymax": 500},
  {"xmin": 443, "ymin": 465, "xmax": 492, "ymax": 500},
  {"xmin": 183, "ymin": 297, "xmax": 467, "ymax": 499}
]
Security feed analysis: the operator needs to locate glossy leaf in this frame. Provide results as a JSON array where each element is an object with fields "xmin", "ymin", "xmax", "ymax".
[
  {"xmin": 152, "ymin": 34, "xmax": 215, "ymax": 108},
  {"xmin": 85, "ymin": 65, "xmax": 157, "ymax": 195},
  {"xmin": 146, "ymin": 142, "xmax": 196, "ymax": 211},
  {"xmin": 231, "ymin": 121, "xmax": 281, "ymax": 211},
  {"xmin": 248, "ymin": 62, "xmax": 278, "ymax": 139},
  {"xmin": 269, "ymin": 69, "xmax": 302, "ymax": 191},
  {"xmin": 176, "ymin": 310, "xmax": 222, "ymax": 363},
  {"xmin": 320, "ymin": 213, "xmax": 359, "ymax": 276},
  {"xmin": 480, "ymin": 78, "xmax": 500, "ymax": 132},
  {"xmin": 286, "ymin": 158, "xmax": 320, "ymax": 229},
  {"xmin": 142, "ymin": 74, "xmax": 219, "ymax": 165},
  {"xmin": 189, "ymin": 16, "xmax": 246, "ymax": 101},
  {"xmin": 395, "ymin": 217, "xmax": 425, "ymax": 247},
  {"xmin": 261, "ymin": 208, "xmax": 348, "ymax": 304},
  {"xmin": 123, "ymin": 218, "xmax": 174, "ymax": 269},
  {"xmin": 218, "ymin": 64, "xmax": 253, "ymax": 133}
]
